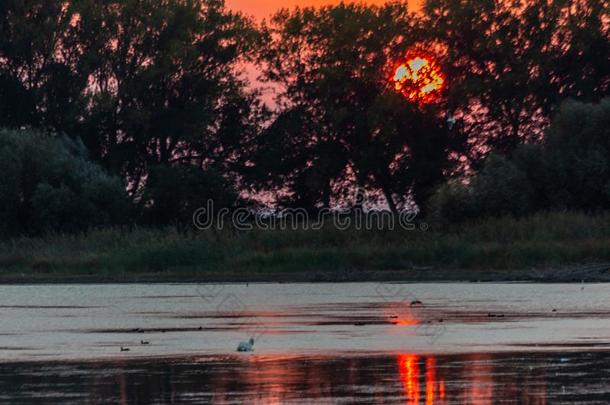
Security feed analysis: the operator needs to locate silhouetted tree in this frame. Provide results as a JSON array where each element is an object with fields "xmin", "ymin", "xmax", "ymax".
[
  {"xmin": 430, "ymin": 98, "xmax": 610, "ymax": 222},
  {"xmin": 423, "ymin": 0, "xmax": 609, "ymax": 160},
  {"xmin": 141, "ymin": 165, "xmax": 239, "ymax": 227},
  {"xmin": 74, "ymin": 0, "xmax": 264, "ymax": 192},
  {"xmin": 0, "ymin": 1, "xmax": 86, "ymax": 132},
  {"xmin": 252, "ymin": 3, "xmax": 464, "ymax": 212},
  {"xmin": 544, "ymin": 98, "xmax": 610, "ymax": 211}
]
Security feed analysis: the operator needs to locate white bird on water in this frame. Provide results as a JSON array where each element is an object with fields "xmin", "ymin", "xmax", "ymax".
[{"xmin": 237, "ymin": 338, "xmax": 254, "ymax": 352}]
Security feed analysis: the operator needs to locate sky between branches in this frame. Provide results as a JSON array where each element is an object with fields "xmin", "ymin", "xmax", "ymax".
[
  {"xmin": 227, "ymin": 0, "xmax": 422, "ymax": 20},
  {"xmin": 226, "ymin": 1, "xmax": 423, "ymax": 106}
]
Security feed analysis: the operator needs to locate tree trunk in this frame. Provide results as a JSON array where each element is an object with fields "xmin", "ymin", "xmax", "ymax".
[{"xmin": 381, "ymin": 183, "xmax": 398, "ymax": 215}]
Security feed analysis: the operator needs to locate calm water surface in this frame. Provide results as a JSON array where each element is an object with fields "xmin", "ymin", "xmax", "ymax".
[{"xmin": 1, "ymin": 283, "xmax": 609, "ymax": 403}]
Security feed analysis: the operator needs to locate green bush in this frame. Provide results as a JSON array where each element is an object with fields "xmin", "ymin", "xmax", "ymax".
[
  {"xmin": 470, "ymin": 154, "xmax": 536, "ymax": 217},
  {"xmin": 428, "ymin": 180, "xmax": 474, "ymax": 224},
  {"xmin": 544, "ymin": 98, "xmax": 610, "ymax": 210},
  {"xmin": 430, "ymin": 98, "xmax": 610, "ymax": 223},
  {"xmin": 0, "ymin": 128, "xmax": 128, "ymax": 236},
  {"xmin": 430, "ymin": 154, "xmax": 536, "ymax": 222}
]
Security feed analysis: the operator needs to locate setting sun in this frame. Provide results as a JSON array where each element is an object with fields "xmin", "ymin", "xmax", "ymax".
[{"xmin": 392, "ymin": 51, "xmax": 445, "ymax": 103}]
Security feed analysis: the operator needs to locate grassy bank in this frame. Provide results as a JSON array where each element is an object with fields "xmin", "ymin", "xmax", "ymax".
[{"xmin": 1, "ymin": 212, "xmax": 609, "ymax": 282}]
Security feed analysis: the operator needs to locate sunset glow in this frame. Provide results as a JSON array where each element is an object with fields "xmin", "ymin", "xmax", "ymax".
[
  {"xmin": 398, "ymin": 354, "xmax": 420, "ymax": 404},
  {"xmin": 227, "ymin": 0, "xmax": 423, "ymax": 20},
  {"xmin": 392, "ymin": 51, "xmax": 445, "ymax": 103}
]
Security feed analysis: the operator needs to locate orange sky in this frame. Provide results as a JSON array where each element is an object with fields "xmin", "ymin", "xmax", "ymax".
[{"xmin": 227, "ymin": 0, "xmax": 422, "ymax": 20}]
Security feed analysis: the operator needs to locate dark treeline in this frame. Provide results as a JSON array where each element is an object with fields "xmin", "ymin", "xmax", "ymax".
[{"xmin": 0, "ymin": 0, "xmax": 608, "ymax": 235}]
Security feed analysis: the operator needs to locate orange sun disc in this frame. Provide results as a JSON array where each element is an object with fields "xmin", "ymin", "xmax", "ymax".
[{"xmin": 392, "ymin": 51, "xmax": 445, "ymax": 104}]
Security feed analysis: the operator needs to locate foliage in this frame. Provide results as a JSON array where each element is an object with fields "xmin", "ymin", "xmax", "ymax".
[
  {"xmin": 252, "ymin": 3, "xmax": 465, "ymax": 212},
  {"xmin": 428, "ymin": 181, "xmax": 474, "ymax": 224},
  {"xmin": 469, "ymin": 154, "xmax": 536, "ymax": 217},
  {"xmin": 423, "ymin": 0, "xmax": 610, "ymax": 159},
  {"xmin": 0, "ymin": 0, "xmax": 264, "ymax": 200},
  {"xmin": 0, "ymin": 211, "xmax": 609, "ymax": 279},
  {"xmin": 0, "ymin": 128, "xmax": 128, "ymax": 236},
  {"xmin": 0, "ymin": 0, "xmax": 86, "ymax": 131},
  {"xmin": 140, "ymin": 164, "xmax": 239, "ymax": 227},
  {"xmin": 430, "ymin": 98, "xmax": 610, "ymax": 223},
  {"xmin": 544, "ymin": 98, "xmax": 610, "ymax": 210},
  {"xmin": 0, "ymin": 0, "xmax": 608, "ymax": 229},
  {"xmin": 74, "ymin": 0, "xmax": 265, "ymax": 188}
]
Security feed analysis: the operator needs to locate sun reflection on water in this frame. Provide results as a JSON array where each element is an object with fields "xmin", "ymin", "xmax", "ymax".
[{"xmin": 398, "ymin": 354, "xmax": 449, "ymax": 404}]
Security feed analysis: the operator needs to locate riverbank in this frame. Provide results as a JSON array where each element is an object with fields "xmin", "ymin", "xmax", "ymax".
[{"xmin": 0, "ymin": 211, "xmax": 609, "ymax": 283}]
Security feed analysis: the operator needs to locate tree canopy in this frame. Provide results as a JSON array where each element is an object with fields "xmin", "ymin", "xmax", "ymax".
[
  {"xmin": 423, "ymin": 0, "xmax": 609, "ymax": 159},
  {"xmin": 0, "ymin": 128, "xmax": 127, "ymax": 236},
  {"xmin": 249, "ymin": 3, "xmax": 464, "ymax": 212},
  {"xmin": 0, "ymin": 0, "xmax": 608, "ymax": 229}
]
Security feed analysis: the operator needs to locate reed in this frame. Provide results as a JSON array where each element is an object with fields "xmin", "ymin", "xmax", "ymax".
[{"xmin": 0, "ymin": 211, "xmax": 608, "ymax": 281}]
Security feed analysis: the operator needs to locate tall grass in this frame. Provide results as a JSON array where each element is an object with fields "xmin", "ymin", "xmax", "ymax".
[{"xmin": 0, "ymin": 211, "xmax": 608, "ymax": 280}]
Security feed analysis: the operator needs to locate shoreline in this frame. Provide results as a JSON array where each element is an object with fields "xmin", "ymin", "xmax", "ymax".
[
  {"xmin": 4, "ymin": 346, "xmax": 610, "ymax": 366},
  {"xmin": 1, "ymin": 263, "xmax": 609, "ymax": 284},
  {"xmin": 1, "ymin": 212, "xmax": 608, "ymax": 285}
]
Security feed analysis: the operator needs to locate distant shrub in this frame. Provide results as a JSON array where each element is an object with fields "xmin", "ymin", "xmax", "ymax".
[
  {"xmin": 428, "ymin": 180, "xmax": 474, "ymax": 224},
  {"xmin": 430, "ymin": 98, "xmax": 610, "ymax": 223},
  {"xmin": 469, "ymin": 154, "xmax": 536, "ymax": 217},
  {"xmin": 430, "ymin": 154, "xmax": 536, "ymax": 223},
  {"xmin": 544, "ymin": 98, "xmax": 610, "ymax": 210},
  {"xmin": 0, "ymin": 128, "xmax": 128, "ymax": 236}
]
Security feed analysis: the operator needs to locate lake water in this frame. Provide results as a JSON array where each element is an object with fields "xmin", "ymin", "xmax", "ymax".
[{"xmin": 1, "ymin": 283, "xmax": 609, "ymax": 403}]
